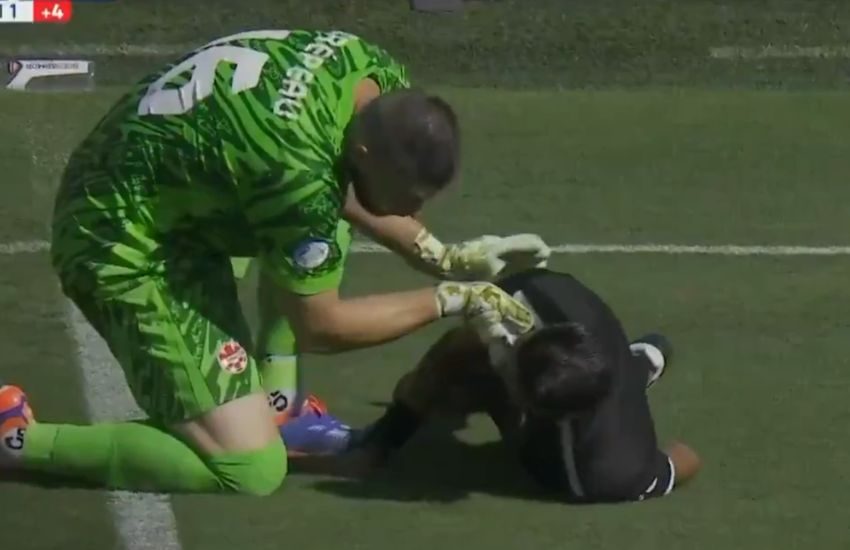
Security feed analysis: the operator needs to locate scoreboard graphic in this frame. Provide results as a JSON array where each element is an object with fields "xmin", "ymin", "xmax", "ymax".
[
  {"xmin": 6, "ymin": 59, "xmax": 95, "ymax": 90},
  {"xmin": 2, "ymin": 1, "xmax": 116, "ymax": 90},
  {"xmin": 0, "ymin": 0, "xmax": 73, "ymax": 23}
]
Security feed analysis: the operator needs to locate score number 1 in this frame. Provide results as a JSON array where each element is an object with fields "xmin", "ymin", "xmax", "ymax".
[
  {"xmin": 0, "ymin": 1, "xmax": 35, "ymax": 23},
  {"xmin": 0, "ymin": 1, "xmax": 72, "ymax": 23}
]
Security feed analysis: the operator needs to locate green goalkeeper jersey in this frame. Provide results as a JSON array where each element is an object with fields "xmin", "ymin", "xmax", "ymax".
[{"xmin": 52, "ymin": 29, "xmax": 409, "ymax": 294}]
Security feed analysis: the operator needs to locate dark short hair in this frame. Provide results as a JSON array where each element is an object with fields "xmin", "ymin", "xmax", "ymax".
[
  {"xmin": 515, "ymin": 323, "xmax": 611, "ymax": 419},
  {"xmin": 364, "ymin": 89, "xmax": 460, "ymax": 190}
]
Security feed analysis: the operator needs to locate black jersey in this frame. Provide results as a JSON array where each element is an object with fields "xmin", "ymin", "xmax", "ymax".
[{"xmin": 497, "ymin": 269, "xmax": 674, "ymax": 502}]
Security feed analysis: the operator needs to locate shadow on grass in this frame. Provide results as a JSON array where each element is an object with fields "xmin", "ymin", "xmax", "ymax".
[
  {"xmin": 0, "ymin": 469, "xmax": 100, "ymax": 491},
  {"xmin": 302, "ymin": 417, "xmax": 562, "ymax": 505},
  {"xmin": 0, "ymin": 415, "xmax": 556, "ymax": 503}
]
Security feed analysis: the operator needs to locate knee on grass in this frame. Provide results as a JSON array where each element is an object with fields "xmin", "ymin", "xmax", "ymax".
[{"xmin": 207, "ymin": 438, "xmax": 288, "ymax": 496}]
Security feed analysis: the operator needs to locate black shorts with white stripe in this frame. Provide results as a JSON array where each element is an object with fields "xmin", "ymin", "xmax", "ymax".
[{"xmin": 517, "ymin": 416, "xmax": 675, "ymax": 503}]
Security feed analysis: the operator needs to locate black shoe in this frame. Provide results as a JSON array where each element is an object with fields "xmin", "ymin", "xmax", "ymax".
[{"xmin": 629, "ymin": 333, "xmax": 673, "ymax": 389}]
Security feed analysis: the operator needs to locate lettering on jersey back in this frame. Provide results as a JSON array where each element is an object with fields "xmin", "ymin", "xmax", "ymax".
[{"xmin": 273, "ymin": 31, "xmax": 356, "ymax": 121}]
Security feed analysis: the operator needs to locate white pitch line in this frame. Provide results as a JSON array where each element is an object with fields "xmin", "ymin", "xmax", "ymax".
[
  {"xmin": 23, "ymin": 110, "xmax": 181, "ymax": 550},
  {"xmin": 6, "ymin": 43, "xmax": 850, "ymax": 61},
  {"xmin": 541, "ymin": 243, "xmax": 850, "ymax": 255},
  {"xmin": 65, "ymin": 302, "xmax": 182, "ymax": 550},
  {"xmin": 0, "ymin": 240, "xmax": 49, "ymax": 255},
  {"xmin": 6, "ymin": 42, "xmax": 850, "ymax": 62},
  {"xmin": 710, "ymin": 45, "xmax": 850, "ymax": 59},
  {"xmin": 4, "ymin": 238, "xmax": 850, "ymax": 257},
  {"xmin": 17, "ymin": 234, "xmax": 850, "ymax": 550},
  {"xmin": 3, "ymin": 43, "xmax": 196, "ymax": 56}
]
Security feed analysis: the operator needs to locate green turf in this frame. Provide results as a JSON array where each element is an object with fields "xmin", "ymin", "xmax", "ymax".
[
  {"xmin": 1, "ymin": 252, "xmax": 118, "ymax": 550},
  {"xmin": 180, "ymin": 253, "xmax": 850, "ymax": 550},
  {"xmin": 2, "ymin": 85, "xmax": 850, "ymax": 548},
  {"xmin": 4, "ymin": 87, "xmax": 849, "ymax": 243},
  {"xmin": 0, "ymin": 94, "xmax": 118, "ymax": 550},
  {"xmin": 4, "ymin": 0, "xmax": 850, "ymax": 88}
]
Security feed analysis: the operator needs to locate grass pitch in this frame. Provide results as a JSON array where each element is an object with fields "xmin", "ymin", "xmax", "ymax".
[{"xmin": 2, "ymin": 87, "xmax": 849, "ymax": 549}]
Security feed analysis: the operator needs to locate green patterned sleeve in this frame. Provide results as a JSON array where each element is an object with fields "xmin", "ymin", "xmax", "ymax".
[
  {"xmin": 360, "ymin": 42, "xmax": 411, "ymax": 92},
  {"xmin": 244, "ymin": 170, "xmax": 346, "ymax": 296}
]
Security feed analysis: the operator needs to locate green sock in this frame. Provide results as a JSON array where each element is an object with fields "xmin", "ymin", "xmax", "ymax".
[
  {"xmin": 257, "ymin": 278, "xmax": 301, "ymax": 417},
  {"xmin": 22, "ymin": 421, "xmax": 224, "ymax": 493},
  {"xmin": 21, "ymin": 421, "xmax": 287, "ymax": 495}
]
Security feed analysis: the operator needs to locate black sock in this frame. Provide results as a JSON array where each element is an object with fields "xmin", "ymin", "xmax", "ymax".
[{"xmin": 359, "ymin": 402, "xmax": 423, "ymax": 456}]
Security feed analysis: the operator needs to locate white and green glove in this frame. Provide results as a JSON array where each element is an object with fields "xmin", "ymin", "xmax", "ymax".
[
  {"xmin": 436, "ymin": 281, "xmax": 536, "ymax": 344},
  {"xmin": 415, "ymin": 230, "xmax": 551, "ymax": 281}
]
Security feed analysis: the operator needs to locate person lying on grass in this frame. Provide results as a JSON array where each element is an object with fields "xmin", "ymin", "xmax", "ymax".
[{"xmin": 284, "ymin": 268, "xmax": 701, "ymax": 503}]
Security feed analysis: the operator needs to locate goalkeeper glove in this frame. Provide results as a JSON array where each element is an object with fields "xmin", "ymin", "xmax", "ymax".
[
  {"xmin": 414, "ymin": 230, "xmax": 551, "ymax": 281},
  {"xmin": 435, "ymin": 281, "xmax": 535, "ymax": 344}
]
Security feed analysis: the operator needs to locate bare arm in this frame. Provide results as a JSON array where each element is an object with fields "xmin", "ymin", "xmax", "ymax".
[
  {"xmin": 342, "ymin": 187, "xmax": 424, "ymax": 255},
  {"xmin": 284, "ymin": 286, "xmax": 440, "ymax": 354},
  {"xmin": 342, "ymin": 187, "xmax": 442, "ymax": 274}
]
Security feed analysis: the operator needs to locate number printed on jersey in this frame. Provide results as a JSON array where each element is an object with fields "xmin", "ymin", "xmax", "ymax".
[
  {"xmin": 138, "ymin": 30, "xmax": 291, "ymax": 116},
  {"xmin": 137, "ymin": 29, "xmax": 357, "ymax": 118}
]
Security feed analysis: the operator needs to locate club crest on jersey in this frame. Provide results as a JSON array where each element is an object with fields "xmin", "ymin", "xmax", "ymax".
[
  {"xmin": 216, "ymin": 340, "xmax": 248, "ymax": 374},
  {"xmin": 293, "ymin": 238, "xmax": 331, "ymax": 271}
]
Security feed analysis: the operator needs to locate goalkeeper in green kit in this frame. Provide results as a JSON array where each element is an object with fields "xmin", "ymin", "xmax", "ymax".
[{"xmin": 0, "ymin": 30, "xmax": 550, "ymax": 495}]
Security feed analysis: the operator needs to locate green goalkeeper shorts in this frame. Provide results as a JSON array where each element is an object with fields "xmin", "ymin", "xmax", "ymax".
[
  {"xmin": 56, "ymin": 241, "xmax": 263, "ymax": 425},
  {"xmin": 54, "ymin": 219, "xmax": 353, "ymax": 425}
]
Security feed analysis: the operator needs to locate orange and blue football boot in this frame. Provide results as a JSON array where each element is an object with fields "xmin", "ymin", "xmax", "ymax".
[
  {"xmin": 278, "ymin": 394, "xmax": 355, "ymax": 457},
  {"xmin": 0, "ymin": 384, "xmax": 34, "ymax": 464}
]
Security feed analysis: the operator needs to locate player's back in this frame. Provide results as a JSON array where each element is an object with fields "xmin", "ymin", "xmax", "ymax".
[
  {"xmin": 497, "ymin": 268, "xmax": 630, "ymax": 373},
  {"xmin": 497, "ymin": 269, "xmax": 664, "ymax": 501},
  {"xmin": 53, "ymin": 29, "xmax": 408, "ymax": 272}
]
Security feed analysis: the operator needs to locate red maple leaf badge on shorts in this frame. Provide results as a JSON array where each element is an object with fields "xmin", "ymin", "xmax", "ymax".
[{"xmin": 217, "ymin": 339, "xmax": 248, "ymax": 374}]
